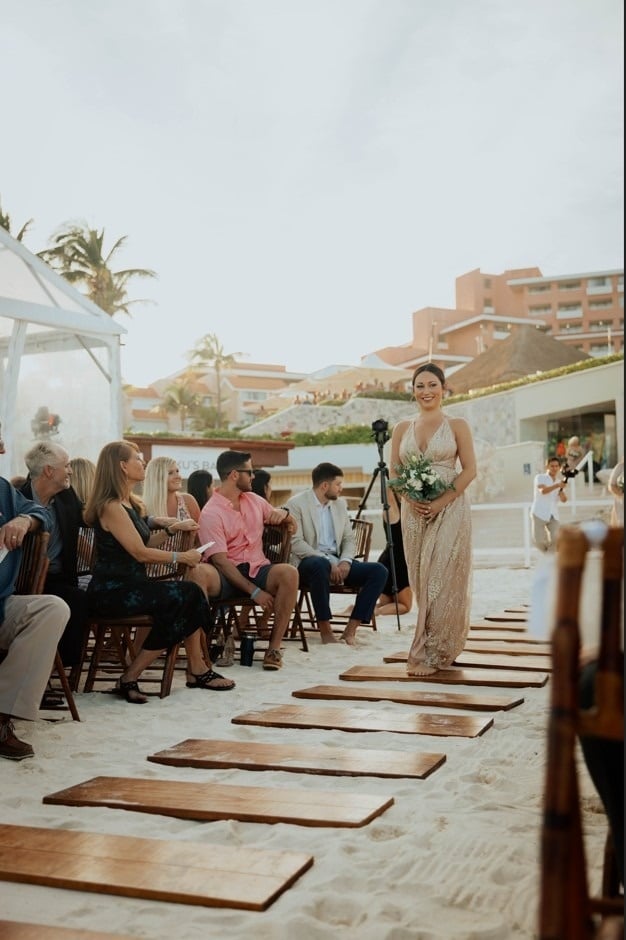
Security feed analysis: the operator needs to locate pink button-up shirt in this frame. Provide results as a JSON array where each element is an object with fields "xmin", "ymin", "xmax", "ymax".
[{"xmin": 198, "ymin": 490, "xmax": 272, "ymax": 578}]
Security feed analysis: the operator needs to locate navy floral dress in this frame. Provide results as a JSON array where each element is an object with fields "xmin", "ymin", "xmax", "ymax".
[{"xmin": 87, "ymin": 505, "xmax": 212, "ymax": 651}]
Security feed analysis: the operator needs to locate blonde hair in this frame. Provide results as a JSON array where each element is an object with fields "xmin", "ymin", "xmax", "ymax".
[
  {"xmin": 142, "ymin": 456, "xmax": 177, "ymax": 518},
  {"xmin": 84, "ymin": 440, "xmax": 145, "ymax": 526},
  {"xmin": 69, "ymin": 456, "xmax": 96, "ymax": 506}
]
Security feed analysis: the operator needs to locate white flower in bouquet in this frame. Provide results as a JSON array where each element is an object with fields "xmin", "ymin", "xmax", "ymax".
[{"xmin": 390, "ymin": 453, "xmax": 455, "ymax": 502}]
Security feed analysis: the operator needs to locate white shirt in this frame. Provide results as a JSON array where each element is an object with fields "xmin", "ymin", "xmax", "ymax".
[
  {"xmin": 315, "ymin": 495, "xmax": 337, "ymax": 557},
  {"xmin": 531, "ymin": 472, "xmax": 563, "ymax": 522}
]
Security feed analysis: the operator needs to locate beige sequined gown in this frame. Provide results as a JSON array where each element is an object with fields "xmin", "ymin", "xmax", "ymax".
[{"xmin": 399, "ymin": 417, "xmax": 472, "ymax": 671}]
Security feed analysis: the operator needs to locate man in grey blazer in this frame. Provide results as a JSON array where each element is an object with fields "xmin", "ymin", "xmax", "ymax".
[{"xmin": 286, "ymin": 462, "xmax": 386, "ymax": 644}]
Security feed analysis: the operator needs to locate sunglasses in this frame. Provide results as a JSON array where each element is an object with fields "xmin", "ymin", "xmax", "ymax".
[{"xmin": 236, "ymin": 468, "xmax": 255, "ymax": 476}]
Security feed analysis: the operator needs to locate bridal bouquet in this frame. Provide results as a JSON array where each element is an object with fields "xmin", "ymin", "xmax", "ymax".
[{"xmin": 390, "ymin": 454, "xmax": 455, "ymax": 502}]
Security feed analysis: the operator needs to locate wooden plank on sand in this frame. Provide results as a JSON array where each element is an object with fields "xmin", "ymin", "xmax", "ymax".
[
  {"xmin": 292, "ymin": 683, "xmax": 524, "ymax": 711},
  {"xmin": 483, "ymin": 611, "xmax": 528, "ymax": 622},
  {"xmin": 455, "ymin": 651, "xmax": 551, "ymax": 671},
  {"xmin": 232, "ymin": 704, "xmax": 493, "ymax": 738},
  {"xmin": 0, "ymin": 822, "xmax": 312, "ymax": 911},
  {"xmin": 470, "ymin": 620, "xmax": 528, "ymax": 631},
  {"xmin": 0, "ymin": 922, "xmax": 134, "ymax": 940},
  {"xmin": 468, "ymin": 630, "xmax": 547, "ymax": 644},
  {"xmin": 339, "ymin": 664, "xmax": 549, "ymax": 688},
  {"xmin": 383, "ymin": 650, "xmax": 551, "ymax": 672},
  {"xmin": 43, "ymin": 777, "xmax": 393, "ymax": 829},
  {"xmin": 148, "ymin": 738, "xmax": 446, "ymax": 779},
  {"xmin": 464, "ymin": 639, "xmax": 551, "ymax": 656}
]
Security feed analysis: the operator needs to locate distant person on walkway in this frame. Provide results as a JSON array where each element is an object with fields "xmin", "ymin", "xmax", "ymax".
[
  {"xmin": 287, "ymin": 462, "xmax": 387, "ymax": 645},
  {"xmin": 565, "ymin": 436, "xmax": 585, "ymax": 473},
  {"xmin": 530, "ymin": 457, "xmax": 567, "ymax": 553},
  {"xmin": 565, "ymin": 435, "xmax": 587, "ymax": 482}
]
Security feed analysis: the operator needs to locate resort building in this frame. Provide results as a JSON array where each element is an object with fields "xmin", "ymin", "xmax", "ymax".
[{"xmin": 364, "ymin": 265, "xmax": 624, "ymax": 376}]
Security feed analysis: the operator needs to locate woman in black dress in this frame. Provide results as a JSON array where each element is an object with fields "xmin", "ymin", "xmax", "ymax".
[
  {"xmin": 84, "ymin": 441, "xmax": 234, "ymax": 702},
  {"xmin": 376, "ymin": 488, "xmax": 413, "ymax": 615}
]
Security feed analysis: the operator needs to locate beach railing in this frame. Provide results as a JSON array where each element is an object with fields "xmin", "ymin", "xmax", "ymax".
[{"xmin": 360, "ymin": 496, "xmax": 613, "ymax": 568}]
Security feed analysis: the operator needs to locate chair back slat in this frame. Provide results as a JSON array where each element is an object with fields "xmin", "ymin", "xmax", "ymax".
[
  {"xmin": 262, "ymin": 523, "xmax": 291, "ymax": 565},
  {"xmin": 15, "ymin": 531, "xmax": 50, "ymax": 596},
  {"xmin": 145, "ymin": 529, "xmax": 197, "ymax": 580},
  {"xmin": 76, "ymin": 525, "xmax": 96, "ymax": 576},
  {"xmin": 351, "ymin": 518, "xmax": 372, "ymax": 562},
  {"xmin": 539, "ymin": 524, "xmax": 624, "ymax": 939}
]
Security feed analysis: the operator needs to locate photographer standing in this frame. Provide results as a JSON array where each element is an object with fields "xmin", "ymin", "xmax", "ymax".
[{"xmin": 530, "ymin": 457, "xmax": 568, "ymax": 552}]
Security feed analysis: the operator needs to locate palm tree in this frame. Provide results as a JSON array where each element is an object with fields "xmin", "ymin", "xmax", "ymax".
[
  {"xmin": 39, "ymin": 222, "xmax": 156, "ymax": 316},
  {"xmin": 160, "ymin": 380, "xmax": 201, "ymax": 433},
  {"xmin": 0, "ymin": 196, "xmax": 33, "ymax": 242},
  {"xmin": 189, "ymin": 333, "xmax": 243, "ymax": 429}
]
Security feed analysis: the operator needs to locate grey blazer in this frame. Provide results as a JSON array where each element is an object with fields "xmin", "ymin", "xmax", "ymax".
[{"xmin": 286, "ymin": 489, "xmax": 356, "ymax": 567}]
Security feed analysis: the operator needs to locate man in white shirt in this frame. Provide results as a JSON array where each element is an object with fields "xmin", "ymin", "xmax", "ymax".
[
  {"xmin": 286, "ymin": 462, "xmax": 386, "ymax": 644},
  {"xmin": 530, "ymin": 457, "xmax": 568, "ymax": 552}
]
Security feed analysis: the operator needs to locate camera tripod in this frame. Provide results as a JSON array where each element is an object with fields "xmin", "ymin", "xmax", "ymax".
[{"xmin": 355, "ymin": 425, "xmax": 402, "ymax": 631}]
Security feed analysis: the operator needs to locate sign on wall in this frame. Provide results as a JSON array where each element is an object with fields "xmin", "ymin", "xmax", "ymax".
[{"xmin": 151, "ymin": 445, "xmax": 223, "ymax": 476}]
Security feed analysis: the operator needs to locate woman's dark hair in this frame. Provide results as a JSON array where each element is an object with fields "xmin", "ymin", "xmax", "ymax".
[
  {"xmin": 186, "ymin": 469, "xmax": 213, "ymax": 510},
  {"xmin": 251, "ymin": 468, "xmax": 272, "ymax": 498},
  {"xmin": 412, "ymin": 363, "xmax": 446, "ymax": 387}
]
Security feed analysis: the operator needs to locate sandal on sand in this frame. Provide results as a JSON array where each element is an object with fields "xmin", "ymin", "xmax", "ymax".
[
  {"xmin": 186, "ymin": 669, "xmax": 236, "ymax": 691},
  {"xmin": 114, "ymin": 678, "xmax": 148, "ymax": 704}
]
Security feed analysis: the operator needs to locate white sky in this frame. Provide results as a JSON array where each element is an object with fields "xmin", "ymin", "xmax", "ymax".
[{"xmin": 2, "ymin": 0, "xmax": 623, "ymax": 387}]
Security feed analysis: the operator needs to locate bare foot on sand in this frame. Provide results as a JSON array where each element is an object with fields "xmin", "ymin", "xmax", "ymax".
[
  {"xmin": 339, "ymin": 630, "xmax": 358, "ymax": 646},
  {"xmin": 320, "ymin": 632, "xmax": 339, "ymax": 644}
]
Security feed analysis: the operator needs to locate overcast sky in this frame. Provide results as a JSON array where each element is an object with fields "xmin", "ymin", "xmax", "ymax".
[{"xmin": 2, "ymin": 0, "xmax": 623, "ymax": 387}]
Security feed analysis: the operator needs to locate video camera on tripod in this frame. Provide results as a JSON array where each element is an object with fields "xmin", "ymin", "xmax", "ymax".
[
  {"xmin": 371, "ymin": 418, "xmax": 390, "ymax": 448},
  {"xmin": 361, "ymin": 417, "xmax": 401, "ymax": 631}
]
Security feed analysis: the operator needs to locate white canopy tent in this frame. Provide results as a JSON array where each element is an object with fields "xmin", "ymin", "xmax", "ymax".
[{"xmin": 0, "ymin": 227, "xmax": 126, "ymax": 478}]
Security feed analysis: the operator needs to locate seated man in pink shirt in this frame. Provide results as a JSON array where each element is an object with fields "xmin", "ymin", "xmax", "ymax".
[{"xmin": 198, "ymin": 450, "xmax": 298, "ymax": 671}]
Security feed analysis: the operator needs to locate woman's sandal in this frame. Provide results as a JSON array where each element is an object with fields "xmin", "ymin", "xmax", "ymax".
[
  {"xmin": 186, "ymin": 669, "xmax": 236, "ymax": 691},
  {"xmin": 114, "ymin": 678, "xmax": 148, "ymax": 704}
]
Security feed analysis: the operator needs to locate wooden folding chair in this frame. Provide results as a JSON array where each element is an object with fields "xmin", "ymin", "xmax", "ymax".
[
  {"xmin": 209, "ymin": 523, "xmax": 308, "ymax": 653},
  {"xmin": 81, "ymin": 528, "xmax": 198, "ymax": 698},
  {"xmin": 12, "ymin": 531, "xmax": 80, "ymax": 721},
  {"xmin": 539, "ymin": 524, "xmax": 624, "ymax": 939},
  {"xmin": 292, "ymin": 517, "xmax": 378, "ymax": 639}
]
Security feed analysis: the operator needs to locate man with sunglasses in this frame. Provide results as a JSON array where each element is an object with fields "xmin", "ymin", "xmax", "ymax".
[{"xmin": 198, "ymin": 450, "xmax": 297, "ymax": 670}]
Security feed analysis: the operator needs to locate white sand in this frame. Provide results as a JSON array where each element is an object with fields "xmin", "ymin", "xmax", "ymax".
[{"xmin": 0, "ymin": 566, "xmax": 609, "ymax": 940}]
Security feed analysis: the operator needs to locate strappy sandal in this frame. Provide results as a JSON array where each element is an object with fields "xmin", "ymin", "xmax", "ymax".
[
  {"xmin": 186, "ymin": 669, "xmax": 236, "ymax": 691},
  {"xmin": 114, "ymin": 678, "xmax": 148, "ymax": 704}
]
